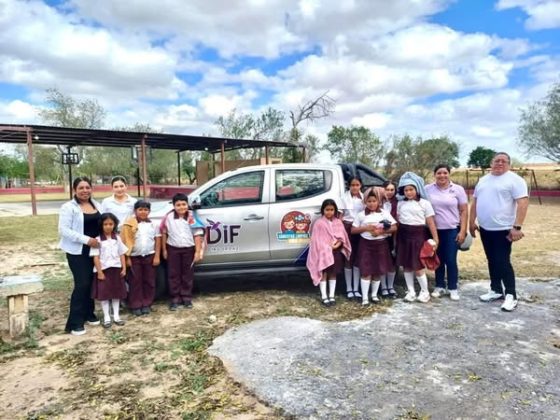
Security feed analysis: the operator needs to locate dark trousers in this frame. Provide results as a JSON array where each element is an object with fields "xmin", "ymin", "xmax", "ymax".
[
  {"xmin": 65, "ymin": 253, "xmax": 96, "ymax": 331},
  {"xmin": 167, "ymin": 245, "xmax": 195, "ymax": 304},
  {"xmin": 128, "ymin": 255, "xmax": 156, "ymax": 309},
  {"xmin": 435, "ymin": 228, "xmax": 459, "ymax": 290},
  {"xmin": 479, "ymin": 228, "xmax": 516, "ymax": 298}
]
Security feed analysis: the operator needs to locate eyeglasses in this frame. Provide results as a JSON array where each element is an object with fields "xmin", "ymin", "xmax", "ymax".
[{"xmin": 493, "ymin": 159, "xmax": 509, "ymax": 164}]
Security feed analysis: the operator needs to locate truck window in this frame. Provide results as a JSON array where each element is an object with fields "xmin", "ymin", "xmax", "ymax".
[
  {"xmin": 275, "ymin": 170, "xmax": 332, "ymax": 201},
  {"xmin": 200, "ymin": 171, "xmax": 265, "ymax": 207}
]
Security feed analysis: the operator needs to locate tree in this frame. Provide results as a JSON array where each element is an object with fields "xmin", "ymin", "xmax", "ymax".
[
  {"xmin": 38, "ymin": 88, "xmax": 106, "ymax": 129},
  {"xmin": 323, "ymin": 125, "xmax": 384, "ymax": 167},
  {"xmin": 467, "ymin": 146, "xmax": 496, "ymax": 169},
  {"xmin": 383, "ymin": 135, "xmax": 460, "ymax": 180},
  {"xmin": 518, "ymin": 81, "xmax": 560, "ymax": 162},
  {"xmin": 215, "ymin": 107, "xmax": 285, "ymax": 160},
  {"xmin": 0, "ymin": 153, "xmax": 28, "ymax": 186}
]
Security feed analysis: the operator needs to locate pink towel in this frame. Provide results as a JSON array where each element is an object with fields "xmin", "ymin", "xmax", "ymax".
[{"xmin": 306, "ymin": 216, "xmax": 351, "ymax": 286}]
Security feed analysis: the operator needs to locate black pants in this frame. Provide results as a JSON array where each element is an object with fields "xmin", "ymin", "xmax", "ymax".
[
  {"xmin": 479, "ymin": 228, "xmax": 516, "ymax": 299},
  {"xmin": 65, "ymin": 253, "xmax": 96, "ymax": 332}
]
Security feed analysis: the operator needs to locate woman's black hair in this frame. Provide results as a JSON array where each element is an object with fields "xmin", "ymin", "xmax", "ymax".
[
  {"xmin": 134, "ymin": 200, "xmax": 151, "ymax": 210},
  {"xmin": 72, "ymin": 176, "xmax": 92, "ymax": 191},
  {"xmin": 398, "ymin": 184, "xmax": 420, "ymax": 201},
  {"xmin": 383, "ymin": 180, "xmax": 396, "ymax": 189},
  {"xmin": 172, "ymin": 193, "xmax": 189, "ymax": 204},
  {"xmin": 321, "ymin": 198, "xmax": 339, "ymax": 215},
  {"xmin": 347, "ymin": 176, "xmax": 362, "ymax": 187},
  {"xmin": 433, "ymin": 164, "xmax": 451, "ymax": 174},
  {"xmin": 111, "ymin": 175, "xmax": 128, "ymax": 186},
  {"xmin": 99, "ymin": 212, "xmax": 119, "ymax": 234}
]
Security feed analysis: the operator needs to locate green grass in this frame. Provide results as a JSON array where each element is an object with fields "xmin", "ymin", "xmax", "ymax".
[{"xmin": 0, "ymin": 214, "xmax": 58, "ymax": 245}]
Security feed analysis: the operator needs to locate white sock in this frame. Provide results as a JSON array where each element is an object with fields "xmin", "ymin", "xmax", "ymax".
[
  {"xmin": 319, "ymin": 281, "xmax": 328, "ymax": 300},
  {"xmin": 380, "ymin": 275, "xmax": 388, "ymax": 291},
  {"xmin": 404, "ymin": 272, "xmax": 415, "ymax": 293},
  {"xmin": 371, "ymin": 278, "xmax": 381, "ymax": 297},
  {"xmin": 360, "ymin": 279, "xmax": 370, "ymax": 302},
  {"xmin": 101, "ymin": 300, "xmax": 110, "ymax": 323},
  {"xmin": 352, "ymin": 267, "xmax": 361, "ymax": 292},
  {"xmin": 328, "ymin": 280, "xmax": 336, "ymax": 299},
  {"xmin": 344, "ymin": 268, "xmax": 353, "ymax": 292},
  {"xmin": 112, "ymin": 299, "xmax": 121, "ymax": 321},
  {"xmin": 387, "ymin": 272, "xmax": 396, "ymax": 290},
  {"xmin": 416, "ymin": 274, "xmax": 428, "ymax": 293}
]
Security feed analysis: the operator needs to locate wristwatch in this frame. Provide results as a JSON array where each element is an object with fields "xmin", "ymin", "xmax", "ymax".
[{"xmin": 513, "ymin": 225, "xmax": 522, "ymax": 231}]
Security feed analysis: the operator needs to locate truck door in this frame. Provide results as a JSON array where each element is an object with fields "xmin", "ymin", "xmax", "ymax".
[
  {"xmin": 268, "ymin": 168, "xmax": 334, "ymax": 264},
  {"xmin": 194, "ymin": 169, "xmax": 271, "ymax": 267}
]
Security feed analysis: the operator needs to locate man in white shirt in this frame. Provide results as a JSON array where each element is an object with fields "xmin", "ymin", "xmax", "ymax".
[{"xmin": 469, "ymin": 152, "xmax": 529, "ymax": 312}]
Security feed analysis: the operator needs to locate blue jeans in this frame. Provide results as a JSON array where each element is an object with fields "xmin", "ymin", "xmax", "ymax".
[{"xmin": 435, "ymin": 228, "xmax": 459, "ymax": 290}]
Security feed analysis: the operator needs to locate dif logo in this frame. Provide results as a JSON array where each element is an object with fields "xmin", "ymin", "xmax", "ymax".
[{"xmin": 205, "ymin": 219, "xmax": 241, "ymax": 244}]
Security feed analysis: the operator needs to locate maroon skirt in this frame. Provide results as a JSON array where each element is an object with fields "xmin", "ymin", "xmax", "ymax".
[
  {"xmin": 344, "ymin": 221, "xmax": 361, "ymax": 266},
  {"xmin": 396, "ymin": 224, "xmax": 428, "ymax": 271},
  {"xmin": 324, "ymin": 249, "xmax": 345, "ymax": 278},
  {"xmin": 357, "ymin": 237, "xmax": 394, "ymax": 277},
  {"xmin": 92, "ymin": 267, "xmax": 127, "ymax": 300}
]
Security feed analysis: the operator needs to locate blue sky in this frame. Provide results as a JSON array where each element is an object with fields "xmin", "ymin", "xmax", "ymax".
[{"xmin": 0, "ymin": 0, "xmax": 559, "ymax": 163}]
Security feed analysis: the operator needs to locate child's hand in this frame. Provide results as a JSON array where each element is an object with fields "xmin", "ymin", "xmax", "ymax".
[
  {"xmin": 152, "ymin": 256, "xmax": 160, "ymax": 267},
  {"xmin": 331, "ymin": 240, "xmax": 341, "ymax": 249},
  {"xmin": 194, "ymin": 250, "xmax": 204, "ymax": 263},
  {"xmin": 97, "ymin": 272, "xmax": 106, "ymax": 281},
  {"xmin": 88, "ymin": 237, "xmax": 100, "ymax": 248},
  {"xmin": 120, "ymin": 268, "xmax": 126, "ymax": 278}
]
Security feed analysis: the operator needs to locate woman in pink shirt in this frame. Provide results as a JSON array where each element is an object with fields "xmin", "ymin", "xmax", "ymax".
[{"xmin": 426, "ymin": 164, "xmax": 468, "ymax": 301}]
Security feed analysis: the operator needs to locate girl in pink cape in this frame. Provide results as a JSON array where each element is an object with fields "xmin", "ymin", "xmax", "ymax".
[{"xmin": 306, "ymin": 199, "xmax": 352, "ymax": 307}]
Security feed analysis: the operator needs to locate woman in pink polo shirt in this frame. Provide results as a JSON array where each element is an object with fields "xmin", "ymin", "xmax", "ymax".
[{"xmin": 426, "ymin": 164, "xmax": 468, "ymax": 301}]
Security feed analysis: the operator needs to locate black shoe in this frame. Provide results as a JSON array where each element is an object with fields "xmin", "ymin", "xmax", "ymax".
[
  {"xmin": 329, "ymin": 298, "xmax": 336, "ymax": 306},
  {"xmin": 183, "ymin": 301, "xmax": 193, "ymax": 309},
  {"xmin": 321, "ymin": 298, "xmax": 331, "ymax": 307},
  {"xmin": 70, "ymin": 326, "xmax": 86, "ymax": 336},
  {"xmin": 169, "ymin": 303, "xmax": 179, "ymax": 311},
  {"xmin": 141, "ymin": 307, "xmax": 150, "ymax": 315},
  {"xmin": 113, "ymin": 319, "xmax": 125, "ymax": 326},
  {"xmin": 132, "ymin": 309, "xmax": 142, "ymax": 316},
  {"xmin": 102, "ymin": 321, "xmax": 112, "ymax": 329},
  {"xmin": 86, "ymin": 316, "xmax": 100, "ymax": 326}
]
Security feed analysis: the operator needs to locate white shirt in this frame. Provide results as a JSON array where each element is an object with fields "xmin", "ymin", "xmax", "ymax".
[
  {"xmin": 353, "ymin": 209, "xmax": 396, "ymax": 240},
  {"xmin": 101, "ymin": 194, "xmax": 137, "ymax": 228},
  {"xmin": 341, "ymin": 190, "xmax": 365, "ymax": 222},
  {"xmin": 131, "ymin": 220, "xmax": 161, "ymax": 257},
  {"xmin": 474, "ymin": 171, "xmax": 528, "ymax": 231},
  {"xmin": 58, "ymin": 198, "xmax": 102, "ymax": 255},
  {"xmin": 164, "ymin": 214, "xmax": 204, "ymax": 248},
  {"xmin": 397, "ymin": 198, "xmax": 435, "ymax": 226},
  {"xmin": 90, "ymin": 235, "xmax": 128, "ymax": 271}
]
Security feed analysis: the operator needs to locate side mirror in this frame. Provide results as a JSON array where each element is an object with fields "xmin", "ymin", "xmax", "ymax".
[{"xmin": 189, "ymin": 195, "xmax": 201, "ymax": 209}]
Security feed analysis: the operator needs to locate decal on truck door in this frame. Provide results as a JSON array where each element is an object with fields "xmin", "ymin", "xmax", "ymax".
[{"xmin": 276, "ymin": 211, "xmax": 311, "ymax": 243}]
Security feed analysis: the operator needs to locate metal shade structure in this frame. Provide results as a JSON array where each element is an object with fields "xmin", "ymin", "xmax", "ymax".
[{"xmin": 0, "ymin": 124, "xmax": 298, "ymax": 215}]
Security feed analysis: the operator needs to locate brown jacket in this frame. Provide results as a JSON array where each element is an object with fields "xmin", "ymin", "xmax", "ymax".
[{"xmin": 120, "ymin": 216, "xmax": 139, "ymax": 257}]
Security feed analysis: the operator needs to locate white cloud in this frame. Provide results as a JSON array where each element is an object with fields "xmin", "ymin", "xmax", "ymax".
[
  {"xmin": 497, "ymin": 0, "xmax": 560, "ymax": 30},
  {"xmin": 0, "ymin": 100, "xmax": 38, "ymax": 123}
]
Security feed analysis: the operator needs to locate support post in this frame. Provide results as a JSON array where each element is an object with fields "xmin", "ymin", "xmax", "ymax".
[
  {"xmin": 466, "ymin": 170, "xmax": 470, "ymax": 200},
  {"xmin": 67, "ymin": 146, "xmax": 73, "ymax": 200},
  {"xmin": 177, "ymin": 151, "xmax": 181, "ymax": 186},
  {"xmin": 265, "ymin": 146, "xmax": 270, "ymax": 164},
  {"xmin": 140, "ymin": 135, "xmax": 148, "ymax": 199},
  {"xmin": 8, "ymin": 294, "xmax": 29, "ymax": 337},
  {"xmin": 220, "ymin": 141, "xmax": 226, "ymax": 174},
  {"xmin": 530, "ymin": 169, "xmax": 542, "ymax": 205},
  {"xmin": 26, "ymin": 129, "xmax": 37, "ymax": 216}
]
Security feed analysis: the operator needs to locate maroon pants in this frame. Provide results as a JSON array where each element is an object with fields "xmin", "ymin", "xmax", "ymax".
[
  {"xmin": 128, "ymin": 254, "xmax": 156, "ymax": 309},
  {"xmin": 167, "ymin": 245, "xmax": 195, "ymax": 304}
]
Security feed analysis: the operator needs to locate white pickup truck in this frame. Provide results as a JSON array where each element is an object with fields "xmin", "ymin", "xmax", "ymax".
[{"xmin": 152, "ymin": 163, "xmax": 386, "ymax": 293}]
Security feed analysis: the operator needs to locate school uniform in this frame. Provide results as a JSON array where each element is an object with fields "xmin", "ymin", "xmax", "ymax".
[
  {"xmin": 162, "ymin": 212, "xmax": 204, "ymax": 304},
  {"xmin": 396, "ymin": 198, "xmax": 435, "ymax": 271},
  {"xmin": 341, "ymin": 191, "xmax": 364, "ymax": 266},
  {"xmin": 353, "ymin": 209, "xmax": 396, "ymax": 276},
  {"xmin": 101, "ymin": 194, "xmax": 137, "ymax": 229},
  {"xmin": 122, "ymin": 216, "xmax": 161, "ymax": 310},
  {"xmin": 90, "ymin": 234, "xmax": 128, "ymax": 301}
]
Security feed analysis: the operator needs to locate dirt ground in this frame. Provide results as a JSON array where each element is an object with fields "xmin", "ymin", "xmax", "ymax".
[{"xmin": 0, "ymin": 199, "xmax": 559, "ymax": 419}]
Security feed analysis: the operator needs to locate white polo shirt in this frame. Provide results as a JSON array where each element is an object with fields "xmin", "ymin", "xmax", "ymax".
[
  {"xmin": 101, "ymin": 194, "xmax": 137, "ymax": 227},
  {"xmin": 131, "ymin": 220, "xmax": 161, "ymax": 257},
  {"xmin": 90, "ymin": 235, "xmax": 128, "ymax": 271},
  {"xmin": 353, "ymin": 209, "xmax": 396, "ymax": 240},
  {"xmin": 164, "ymin": 213, "xmax": 204, "ymax": 248},
  {"xmin": 397, "ymin": 198, "xmax": 435, "ymax": 226}
]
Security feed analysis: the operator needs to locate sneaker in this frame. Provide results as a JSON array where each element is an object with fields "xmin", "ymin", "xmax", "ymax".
[
  {"xmin": 113, "ymin": 319, "xmax": 125, "ymax": 326},
  {"xmin": 431, "ymin": 287, "xmax": 446, "ymax": 298},
  {"xmin": 480, "ymin": 290, "xmax": 503, "ymax": 302},
  {"xmin": 141, "ymin": 307, "xmax": 151, "ymax": 315},
  {"xmin": 70, "ymin": 327, "xmax": 86, "ymax": 336},
  {"xmin": 183, "ymin": 301, "xmax": 193, "ymax": 309},
  {"xmin": 132, "ymin": 309, "xmax": 143, "ymax": 317},
  {"xmin": 86, "ymin": 316, "xmax": 100, "ymax": 326},
  {"xmin": 501, "ymin": 294, "xmax": 518, "ymax": 312},
  {"xmin": 417, "ymin": 291, "xmax": 431, "ymax": 303},
  {"xmin": 169, "ymin": 303, "xmax": 179, "ymax": 311},
  {"xmin": 449, "ymin": 290, "xmax": 460, "ymax": 301},
  {"xmin": 404, "ymin": 291, "xmax": 416, "ymax": 302}
]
